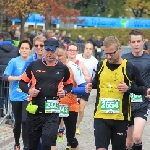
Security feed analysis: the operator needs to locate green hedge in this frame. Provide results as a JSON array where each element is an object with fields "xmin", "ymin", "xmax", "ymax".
[
  {"xmin": 26, "ymin": 28, "xmax": 150, "ymax": 45},
  {"xmin": 57, "ymin": 28, "xmax": 150, "ymax": 45}
]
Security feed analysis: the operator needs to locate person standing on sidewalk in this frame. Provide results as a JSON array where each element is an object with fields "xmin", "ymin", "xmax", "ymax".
[
  {"xmin": 3, "ymin": 40, "xmax": 32, "ymax": 150},
  {"xmin": 122, "ymin": 29, "xmax": 150, "ymax": 150},
  {"xmin": 0, "ymin": 32, "xmax": 18, "ymax": 117},
  {"xmin": 87, "ymin": 36, "xmax": 149, "ymax": 150}
]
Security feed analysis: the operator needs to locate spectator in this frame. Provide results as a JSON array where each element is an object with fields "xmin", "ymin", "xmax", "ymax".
[
  {"xmin": 29, "ymin": 30, "xmax": 36, "ymax": 45},
  {"xmin": 45, "ymin": 30, "xmax": 54, "ymax": 39},
  {"xmin": 143, "ymin": 38, "xmax": 149, "ymax": 51},
  {"xmin": 88, "ymin": 33, "xmax": 95, "ymax": 45},
  {"xmin": 76, "ymin": 35, "xmax": 82, "ymax": 43},
  {"xmin": 64, "ymin": 33, "xmax": 71, "ymax": 44},
  {"xmin": 61, "ymin": 31, "xmax": 67, "ymax": 40},
  {"xmin": 0, "ymin": 32, "xmax": 18, "ymax": 117},
  {"xmin": 94, "ymin": 36, "xmax": 104, "ymax": 60}
]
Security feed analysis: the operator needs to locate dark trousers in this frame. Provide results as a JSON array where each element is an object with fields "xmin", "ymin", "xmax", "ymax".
[{"xmin": 12, "ymin": 101, "xmax": 28, "ymax": 147}]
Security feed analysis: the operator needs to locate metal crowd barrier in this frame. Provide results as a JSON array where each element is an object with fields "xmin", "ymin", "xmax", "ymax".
[{"xmin": 0, "ymin": 65, "xmax": 13, "ymax": 125}]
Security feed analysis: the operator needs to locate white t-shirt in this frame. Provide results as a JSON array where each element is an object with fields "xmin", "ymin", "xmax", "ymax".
[
  {"xmin": 67, "ymin": 61, "xmax": 86, "ymax": 86},
  {"xmin": 76, "ymin": 54, "xmax": 98, "ymax": 79}
]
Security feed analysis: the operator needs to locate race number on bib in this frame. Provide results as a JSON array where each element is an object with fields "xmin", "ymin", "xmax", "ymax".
[
  {"xmin": 45, "ymin": 100, "xmax": 60, "ymax": 113},
  {"xmin": 97, "ymin": 48, "xmax": 102, "ymax": 52},
  {"xmin": 59, "ymin": 104, "xmax": 69, "ymax": 117},
  {"xmin": 130, "ymin": 93, "xmax": 143, "ymax": 102},
  {"xmin": 100, "ymin": 98, "xmax": 120, "ymax": 114}
]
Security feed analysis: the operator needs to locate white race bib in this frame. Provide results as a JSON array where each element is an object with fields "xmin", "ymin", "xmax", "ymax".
[{"xmin": 100, "ymin": 98, "xmax": 120, "ymax": 114}]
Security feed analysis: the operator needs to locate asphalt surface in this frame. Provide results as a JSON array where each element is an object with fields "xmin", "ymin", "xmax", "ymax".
[{"xmin": 0, "ymin": 90, "xmax": 150, "ymax": 150}]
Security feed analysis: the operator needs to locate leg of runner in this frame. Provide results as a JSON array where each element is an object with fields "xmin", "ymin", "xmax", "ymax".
[
  {"xmin": 64, "ymin": 112, "xmax": 79, "ymax": 150},
  {"xmin": 126, "ymin": 125, "xmax": 134, "ymax": 149},
  {"xmin": 132, "ymin": 117, "xmax": 146, "ymax": 150},
  {"xmin": 22, "ymin": 101, "xmax": 28, "ymax": 150},
  {"xmin": 57, "ymin": 118, "xmax": 65, "ymax": 143},
  {"xmin": 51, "ymin": 146, "xmax": 56, "ymax": 150},
  {"xmin": 76, "ymin": 98, "xmax": 87, "ymax": 135},
  {"xmin": 59, "ymin": 118, "xmax": 65, "ymax": 129}
]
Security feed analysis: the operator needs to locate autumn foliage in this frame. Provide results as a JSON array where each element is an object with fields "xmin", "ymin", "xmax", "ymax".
[
  {"xmin": 124, "ymin": 0, "xmax": 150, "ymax": 17},
  {"xmin": 3, "ymin": 0, "xmax": 81, "ymax": 39}
]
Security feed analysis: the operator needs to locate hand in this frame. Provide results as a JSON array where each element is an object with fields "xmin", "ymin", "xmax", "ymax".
[
  {"xmin": 118, "ymin": 81, "xmax": 129, "ymax": 93},
  {"xmin": 28, "ymin": 88, "xmax": 40, "ymax": 97},
  {"xmin": 85, "ymin": 83, "xmax": 92, "ymax": 93},
  {"xmin": 57, "ymin": 88, "xmax": 65, "ymax": 98},
  {"xmin": 145, "ymin": 88, "xmax": 150, "ymax": 98}
]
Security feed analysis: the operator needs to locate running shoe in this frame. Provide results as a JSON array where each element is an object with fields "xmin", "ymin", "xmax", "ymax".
[
  {"xmin": 57, "ymin": 128, "xmax": 65, "ymax": 143},
  {"xmin": 14, "ymin": 144, "xmax": 20, "ymax": 150},
  {"xmin": 66, "ymin": 145, "xmax": 71, "ymax": 150},
  {"xmin": 76, "ymin": 127, "xmax": 80, "ymax": 135},
  {"xmin": 66, "ymin": 143, "xmax": 71, "ymax": 150}
]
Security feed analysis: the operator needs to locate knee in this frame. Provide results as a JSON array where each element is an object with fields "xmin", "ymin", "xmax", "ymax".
[
  {"xmin": 79, "ymin": 108, "xmax": 84, "ymax": 113},
  {"xmin": 68, "ymin": 138, "xmax": 78, "ymax": 148},
  {"xmin": 133, "ymin": 134, "xmax": 142, "ymax": 144},
  {"xmin": 42, "ymin": 136, "xmax": 57, "ymax": 148},
  {"xmin": 126, "ymin": 141, "xmax": 133, "ymax": 148}
]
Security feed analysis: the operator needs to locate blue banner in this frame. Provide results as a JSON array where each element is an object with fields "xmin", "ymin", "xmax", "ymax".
[{"xmin": 11, "ymin": 14, "xmax": 150, "ymax": 29}]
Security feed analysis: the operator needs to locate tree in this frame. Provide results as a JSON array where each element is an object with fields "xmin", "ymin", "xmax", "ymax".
[
  {"xmin": 4, "ymin": 0, "xmax": 81, "ymax": 40},
  {"xmin": 124, "ymin": 0, "xmax": 150, "ymax": 17},
  {"xmin": 0, "ymin": 0, "xmax": 5, "ymax": 31}
]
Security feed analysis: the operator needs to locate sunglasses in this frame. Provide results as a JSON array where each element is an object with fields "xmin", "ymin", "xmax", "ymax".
[{"xmin": 34, "ymin": 44, "xmax": 44, "ymax": 48}]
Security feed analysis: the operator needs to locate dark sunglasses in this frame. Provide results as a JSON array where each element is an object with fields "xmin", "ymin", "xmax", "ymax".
[{"xmin": 34, "ymin": 44, "xmax": 44, "ymax": 48}]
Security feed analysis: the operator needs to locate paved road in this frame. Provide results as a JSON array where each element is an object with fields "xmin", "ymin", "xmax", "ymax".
[{"xmin": 0, "ymin": 90, "xmax": 150, "ymax": 150}]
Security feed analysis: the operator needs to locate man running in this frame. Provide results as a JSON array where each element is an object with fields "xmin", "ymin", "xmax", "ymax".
[
  {"xmin": 19, "ymin": 38, "xmax": 73, "ymax": 150},
  {"xmin": 56, "ymin": 46, "xmax": 88, "ymax": 150},
  {"xmin": 87, "ymin": 36, "xmax": 148, "ymax": 150},
  {"xmin": 122, "ymin": 29, "xmax": 150, "ymax": 150},
  {"xmin": 67, "ymin": 43, "xmax": 91, "ymax": 135}
]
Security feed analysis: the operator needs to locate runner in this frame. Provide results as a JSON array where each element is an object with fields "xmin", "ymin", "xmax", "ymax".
[
  {"xmin": 22, "ymin": 35, "xmax": 46, "ymax": 71},
  {"xmin": 76, "ymin": 41, "xmax": 98, "ymax": 79},
  {"xmin": 19, "ymin": 38, "xmax": 73, "ymax": 150},
  {"xmin": 67, "ymin": 43, "xmax": 91, "ymax": 135},
  {"xmin": 3, "ymin": 40, "xmax": 32, "ymax": 150},
  {"xmin": 21, "ymin": 35, "xmax": 46, "ymax": 150},
  {"xmin": 56, "ymin": 46, "xmax": 88, "ymax": 150},
  {"xmin": 75, "ymin": 42, "xmax": 98, "ymax": 133},
  {"xmin": 122, "ymin": 29, "xmax": 150, "ymax": 150},
  {"xmin": 87, "ymin": 36, "xmax": 149, "ymax": 150}
]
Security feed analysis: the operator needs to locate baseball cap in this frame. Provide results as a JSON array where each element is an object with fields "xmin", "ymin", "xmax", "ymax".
[{"xmin": 44, "ymin": 38, "xmax": 59, "ymax": 51}]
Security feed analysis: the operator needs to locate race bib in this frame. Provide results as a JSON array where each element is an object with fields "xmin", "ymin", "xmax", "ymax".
[
  {"xmin": 59, "ymin": 104, "xmax": 69, "ymax": 117},
  {"xmin": 130, "ymin": 93, "xmax": 143, "ymax": 102},
  {"xmin": 45, "ymin": 100, "xmax": 60, "ymax": 113},
  {"xmin": 100, "ymin": 98, "xmax": 120, "ymax": 114},
  {"xmin": 97, "ymin": 48, "xmax": 101, "ymax": 52}
]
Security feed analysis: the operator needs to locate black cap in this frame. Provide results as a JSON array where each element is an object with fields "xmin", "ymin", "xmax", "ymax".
[{"xmin": 44, "ymin": 38, "xmax": 59, "ymax": 51}]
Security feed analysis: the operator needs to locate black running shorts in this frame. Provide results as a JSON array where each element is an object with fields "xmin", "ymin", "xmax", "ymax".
[
  {"xmin": 94, "ymin": 118, "xmax": 128, "ymax": 150},
  {"xmin": 128, "ymin": 106, "xmax": 150, "ymax": 127},
  {"xmin": 27, "ymin": 113, "xmax": 59, "ymax": 150}
]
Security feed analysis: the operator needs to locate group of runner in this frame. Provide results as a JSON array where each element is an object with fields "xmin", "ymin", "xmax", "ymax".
[{"xmin": 3, "ymin": 29, "xmax": 150, "ymax": 150}]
